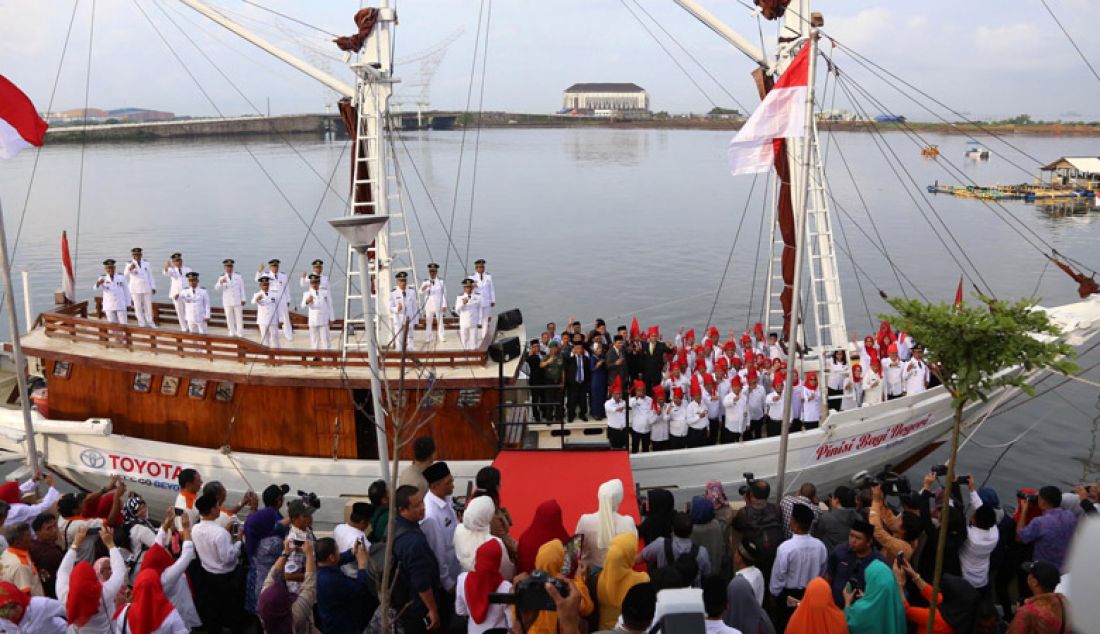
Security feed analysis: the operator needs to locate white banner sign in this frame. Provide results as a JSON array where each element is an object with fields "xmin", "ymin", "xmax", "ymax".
[{"xmin": 801, "ymin": 414, "xmax": 933, "ymax": 468}]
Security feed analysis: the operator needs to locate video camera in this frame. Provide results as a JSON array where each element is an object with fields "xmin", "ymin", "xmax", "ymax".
[
  {"xmin": 851, "ymin": 465, "xmax": 911, "ymax": 497},
  {"xmin": 737, "ymin": 472, "xmax": 756, "ymax": 497},
  {"xmin": 297, "ymin": 490, "xmax": 321, "ymax": 510},
  {"xmin": 1017, "ymin": 489, "xmax": 1038, "ymax": 504},
  {"xmin": 489, "ymin": 569, "xmax": 570, "ymax": 611}
]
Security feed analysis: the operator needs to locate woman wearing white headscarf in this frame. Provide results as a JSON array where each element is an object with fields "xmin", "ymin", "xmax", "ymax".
[
  {"xmin": 453, "ymin": 496, "xmax": 515, "ymax": 578},
  {"xmin": 574, "ymin": 479, "xmax": 638, "ymax": 567}
]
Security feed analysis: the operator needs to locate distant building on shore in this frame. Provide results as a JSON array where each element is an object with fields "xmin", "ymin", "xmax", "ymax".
[
  {"xmin": 44, "ymin": 107, "xmax": 175, "ymax": 125},
  {"xmin": 561, "ymin": 83, "xmax": 649, "ymax": 116}
]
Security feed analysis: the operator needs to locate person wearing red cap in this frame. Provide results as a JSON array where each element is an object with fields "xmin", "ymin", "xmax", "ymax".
[
  {"xmin": 883, "ymin": 343, "xmax": 905, "ymax": 400},
  {"xmin": 722, "ymin": 376, "xmax": 748, "ymax": 443},
  {"xmin": 649, "ymin": 386, "xmax": 670, "ymax": 452},
  {"xmin": 685, "ymin": 379, "xmax": 709, "ymax": 448},
  {"xmin": 843, "ymin": 363, "xmax": 864, "ymax": 410},
  {"xmin": 627, "ymin": 380, "xmax": 652, "ymax": 453},
  {"xmin": 702, "ymin": 374, "xmax": 722, "ymax": 445},
  {"xmin": 667, "ymin": 387, "xmax": 689, "ymax": 449},
  {"xmin": 764, "ymin": 379, "xmax": 788, "ymax": 438},
  {"xmin": 799, "ymin": 372, "xmax": 823, "ymax": 431},
  {"xmin": 0, "ymin": 579, "xmax": 65, "ymax": 632},
  {"xmin": 663, "ymin": 362, "xmax": 688, "ymax": 398},
  {"xmin": 744, "ymin": 369, "xmax": 767, "ymax": 441},
  {"xmin": 56, "ymin": 525, "xmax": 127, "ymax": 631},
  {"xmin": 862, "ymin": 358, "xmax": 885, "ymax": 407},
  {"xmin": 0, "ymin": 474, "xmax": 59, "ymax": 529},
  {"xmin": 605, "ymin": 377, "xmax": 629, "ymax": 450},
  {"xmin": 114, "ymin": 568, "xmax": 189, "ymax": 634}
]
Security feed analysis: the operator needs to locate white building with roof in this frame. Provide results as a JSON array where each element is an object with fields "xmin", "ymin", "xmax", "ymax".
[
  {"xmin": 562, "ymin": 83, "xmax": 649, "ymax": 114},
  {"xmin": 1040, "ymin": 156, "xmax": 1100, "ymax": 190}
]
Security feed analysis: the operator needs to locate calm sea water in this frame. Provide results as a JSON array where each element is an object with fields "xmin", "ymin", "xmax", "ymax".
[{"xmin": 1, "ymin": 128, "xmax": 1098, "ymax": 496}]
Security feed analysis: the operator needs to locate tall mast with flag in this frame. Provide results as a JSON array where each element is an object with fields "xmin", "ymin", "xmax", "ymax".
[
  {"xmin": 61, "ymin": 231, "xmax": 76, "ymax": 304},
  {"xmin": 0, "ymin": 74, "xmax": 48, "ymax": 474}
]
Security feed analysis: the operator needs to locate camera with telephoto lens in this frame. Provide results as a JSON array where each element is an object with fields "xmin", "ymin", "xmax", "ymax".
[
  {"xmin": 488, "ymin": 569, "xmax": 569, "ymax": 611},
  {"xmin": 298, "ymin": 490, "xmax": 321, "ymax": 510},
  {"xmin": 931, "ymin": 464, "xmax": 949, "ymax": 477},
  {"xmin": 737, "ymin": 472, "xmax": 756, "ymax": 497},
  {"xmin": 871, "ymin": 465, "xmax": 910, "ymax": 497},
  {"xmin": 1017, "ymin": 489, "xmax": 1038, "ymax": 504}
]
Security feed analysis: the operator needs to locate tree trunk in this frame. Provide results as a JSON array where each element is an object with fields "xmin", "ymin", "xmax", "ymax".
[{"xmin": 927, "ymin": 403, "xmax": 963, "ymax": 633}]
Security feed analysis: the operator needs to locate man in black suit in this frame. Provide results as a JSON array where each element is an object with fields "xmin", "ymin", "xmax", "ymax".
[
  {"xmin": 606, "ymin": 334, "xmax": 629, "ymax": 393},
  {"xmin": 563, "ymin": 340, "xmax": 592, "ymax": 422},
  {"xmin": 641, "ymin": 326, "xmax": 672, "ymax": 393}
]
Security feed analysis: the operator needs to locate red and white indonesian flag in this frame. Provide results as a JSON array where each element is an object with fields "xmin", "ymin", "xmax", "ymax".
[
  {"xmin": 727, "ymin": 44, "xmax": 811, "ymax": 175},
  {"xmin": 0, "ymin": 75, "xmax": 48, "ymax": 160},
  {"xmin": 61, "ymin": 231, "xmax": 75, "ymax": 303}
]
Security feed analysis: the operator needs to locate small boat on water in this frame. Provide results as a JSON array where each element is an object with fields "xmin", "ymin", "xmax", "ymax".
[
  {"xmin": 965, "ymin": 142, "xmax": 991, "ymax": 160},
  {"xmin": 921, "ymin": 145, "xmax": 940, "ymax": 158}
]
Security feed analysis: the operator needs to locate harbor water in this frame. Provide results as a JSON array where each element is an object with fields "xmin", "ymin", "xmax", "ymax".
[{"xmin": 0, "ymin": 127, "xmax": 1098, "ymax": 497}]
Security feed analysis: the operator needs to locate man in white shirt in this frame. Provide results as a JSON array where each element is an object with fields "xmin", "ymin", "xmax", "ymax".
[
  {"xmin": 903, "ymin": 347, "xmax": 930, "ymax": 396},
  {"xmin": 733, "ymin": 538, "xmax": 766, "ymax": 605},
  {"xmin": 299, "ymin": 259, "xmax": 329, "ymax": 291},
  {"xmin": 388, "ymin": 271, "xmax": 419, "ymax": 352},
  {"xmin": 252, "ymin": 276, "xmax": 281, "ymax": 348},
  {"xmin": 257, "ymin": 259, "xmax": 293, "ymax": 342},
  {"xmin": 420, "ymin": 462, "xmax": 460, "ymax": 594},
  {"xmin": 605, "ymin": 377, "xmax": 629, "ymax": 450},
  {"xmin": 745, "ymin": 369, "xmax": 766, "ymax": 441},
  {"xmin": 162, "ymin": 253, "xmax": 192, "ymax": 331},
  {"xmin": 333, "ymin": 502, "xmax": 372, "ymax": 579},
  {"xmin": 703, "ymin": 577, "xmax": 742, "ymax": 634},
  {"xmin": 769, "ymin": 503, "xmax": 827, "ymax": 630},
  {"xmin": 627, "ymin": 379, "xmax": 652, "ymax": 453},
  {"xmin": 722, "ymin": 375, "xmax": 748, "ymax": 444},
  {"xmin": 93, "ymin": 259, "xmax": 130, "ymax": 326},
  {"xmin": 173, "ymin": 468, "xmax": 203, "ymax": 531},
  {"xmin": 799, "ymin": 371, "xmax": 823, "ymax": 431},
  {"xmin": 649, "ymin": 386, "xmax": 670, "ymax": 452},
  {"xmin": 764, "ymin": 380, "xmax": 788, "ymax": 438},
  {"xmin": 667, "ymin": 387, "xmax": 689, "ymax": 450},
  {"xmin": 214, "ymin": 259, "xmax": 246, "ymax": 337},
  {"xmin": 454, "ymin": 278, "xmax": 481, "ymax": 351},
  {"xmin": 702, "ymin": 375, "xmax": 722, "ymax": 445},
  {"xmin": 419, "ymin": 262, "xmax": 448, "ymax": 344},
  {"xmin": 685, "ymin": 381, "xmax": 709, "ymax": 448},
  {"xmin": 471, "ymin": 258, "xmax": 495, "ymax": 340},
  {"xmin": 0, "ymin": 475, "xmax": 60, "ymax": 528},
  {"xmin": 301, "ymin": 274, "xmax": 334, "ymax": 350},
  {"xmin": 883, "ymin": 343, "xmax": 906, "ymax": 399},
  {"xmin": 959, "ymin": 475, "xmax": 1000, "ymax": 590},
  {"xmin": 191, "ymin": 492, "xmax": 244, "ymax": 631},
  {"xmin": 179, "ymin": 272, "xmax": 211, "ymax": 334},
  {"xmin": 125, "ymin": 247, "xmax": 156, "ymax": 328}
]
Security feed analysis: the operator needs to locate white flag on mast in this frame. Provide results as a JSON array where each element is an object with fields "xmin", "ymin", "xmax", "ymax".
[{"xmin": 727, "ymin": 45, "xmax": 811, "ymax": 175}]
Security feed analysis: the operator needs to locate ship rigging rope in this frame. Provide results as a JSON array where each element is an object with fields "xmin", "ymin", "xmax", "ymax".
[
  {"xmin": 624, "ymin": 0, "xmax": 750, "ymax": 114},
  {"xmin": 1038, "ymin": 0, "xmax": 1100, "ymax": 87},
  {"xmin": 136, "ymin": 0, "xmax": 346, "ymax": 272},
  {"xmin": 462, "ymin": 0, "xmax": 492, "ymax": 267},
  {"xmin": 831, "ymin": 74, "xmax": 996, "ymax": 297},
  {"xmin": 705, "ymin": 174, "xmax": 759, "ymax": 333},
  {"xmin": 441, "ymin": 0, "xmax": 490, "ymax": 281},
  {"xmin": 236, "ymin": 0, "xmax": 339, "ymax": 38},
  {"xmin": 392, "ymin": 133, "xmax": 466, "ymax": 266},
  {"xmin": 73, "ymin": 0, "xmax": 97, "ymax": 272}
]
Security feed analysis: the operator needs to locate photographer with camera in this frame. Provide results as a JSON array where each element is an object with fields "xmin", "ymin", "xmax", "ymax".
[
  {"xmin": 257, "ymin": 535, "xmax": 317, "ymax": 634},
  {"xmin": 732, "ymin": 479, "xmax": 783, "ymax": 579},
  {"xmin": 521, "ymin": 538, "xmax": 594, "ymax": 633},
  {"xmin": 1016, "ymin": 485, "xmax": 1077, "ymax": 573},
  {"xmin": 814, "ymin": 486, "xmax": 859, "ymax": 552},
  {"xmin": 867, "ymin": 483, "xmax": 918, "ymax": 566}
]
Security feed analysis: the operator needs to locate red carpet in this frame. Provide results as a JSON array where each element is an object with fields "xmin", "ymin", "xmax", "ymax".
[{"xmin": 493, "ymin": 449, "xmax": 640, "ymax": 537}]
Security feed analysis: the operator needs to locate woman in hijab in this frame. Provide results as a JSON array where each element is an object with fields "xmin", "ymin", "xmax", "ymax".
[
  {"xmin": 637, "ymin": 488, "xmax": 675, "ymax": 546},
  {"xmin": 57, "ymin": 525, "xmax": 127, "ymax": 633},
  {"xmin": 455, "ymin": 540, "xmax": 513, "ymax": 633},
  {"xmin": 256, "ymin": 538, "xmax": 317, "ymax": 634},
  {"xmin": 114, "ymin": 569, "xmax": 189, "ymax": 634},
  {"xmin": 724, "ymin": 575, "xmax": 776, "ymax": 634},
  {"xmin": 704, "ymin": 480, "xmax": 734, "ymax": 529},
  {"xmin": 575, "ymin": 479, "xmax": 637, "ymax": 566},
  {"xmin": 596, "ymin": 532, "xmax": 649, "ymax": 630},
  {"xmin": 689, "ymin": 495, "xmax": 727, "ymax": 579},
  {"xmin": 844, "ymin": 559, "xmax": 906, "ymax": 634},
  {"xmin": 516, "ymin": 500, "xmax": 570, "ymax": 575},
  {"xmin": 895, "ymin": 556, "xmax": 976, "ymax": 634},
  {"xmin": 454, "ymin": 496, "xmax": 515, "ymax": 578},
  {"xmin": 527, "ymin": 539, "xmax": 594, "ymax": 634},
  {"xmin": 786, "ymin": 577, "xmax": 848, "ymax": 634},
  {"xmin": 120, "ymin": 494, "xmax": 159, "ymax": 581},
  {"xmin": 0, "ymin": 580, "xmax": 67, "ymax": 633},
  {"xmin": 141, "ymin": 533, "xmax": 200, "ymax": 629},
  {"xmin": 243, "ymin": 487, "xmax": 290, "ymax": 614}
]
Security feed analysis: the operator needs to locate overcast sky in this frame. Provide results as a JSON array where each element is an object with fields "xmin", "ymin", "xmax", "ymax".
[{"xmin": 3, "ymin": 0, "xmax": 1099, "ymax": 121}]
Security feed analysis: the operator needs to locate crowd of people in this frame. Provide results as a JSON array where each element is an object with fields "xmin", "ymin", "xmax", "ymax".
[
  {"xmin": 522, "ymin": 318, "xmax": 936, "ymax": 451},
  {"xmin": 0, "ymin": 430, "xmax": 1092, "ymax": 632}
]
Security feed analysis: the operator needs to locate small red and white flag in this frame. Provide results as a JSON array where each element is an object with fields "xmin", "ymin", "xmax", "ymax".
[
  {"xmin": 0, "ymin": 75, "xmax": 48, "ymax": 160},
  {"xmin": 61, "ymin": 231, "xmax": 75, "ymax": 303},
  {"xmin": 953, "ymin": 275, "xmax": 964, "ymax": 308},
  {"xmin": 727, "ymin": 44, "xmax": 811, "ymax": 175}
]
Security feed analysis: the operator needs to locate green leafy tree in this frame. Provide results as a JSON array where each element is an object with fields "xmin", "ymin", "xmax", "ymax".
[{"xmin": 880, "ymin": 294, "xmax": 1076, "ymax": 633}]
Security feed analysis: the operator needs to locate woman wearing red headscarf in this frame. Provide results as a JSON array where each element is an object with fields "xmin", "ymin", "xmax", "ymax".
[
  {"xmin": 787, "ymin": 577, "xmax": 849, "ymax": 634},
  {"xmin": 57, "ymin": 525, "xmax": 127, "ymax": 633},
  {"xmin": 139, "ymin": 517, "xmax": 200, "ymax": 630},
  {"xmin": 455, "ymin": 539, "xmax": 513, "ymax": 633},
  {"xmin": 114, "ymin": 569, "xmax": 188, "ymax": 634},
  {"xmin": 0, "ymin": 580, "xmax": 66, "ymax": 632},
  {"xmin": 516, "ymin": 500, "xmax": 571, "ymax": 575}
]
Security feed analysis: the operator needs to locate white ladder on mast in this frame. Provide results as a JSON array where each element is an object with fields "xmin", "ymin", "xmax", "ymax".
[{"xmin": 804, "ymin": 125, "xmax": 847, "ymax": 362}]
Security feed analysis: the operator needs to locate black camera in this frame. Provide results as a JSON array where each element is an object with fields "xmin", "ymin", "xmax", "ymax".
[
  {"xmin": 954, "ymin": 475, "xmax": 969, "ymax": 486},
  {"xmin": 1017, "ymin": 489, "xmax": 1038, "ymax": 504},
  {"xmin": 931, "ymin": 465, "xmax": 948, "ymax": 477},
  {"xmin": 737, "ymin": 472, "xmax": 756, "ymax": 497},
  {"xmin": 298, "ymin": 490, "xmax": 321, "ymax": 510},
  {"xmin": 489, "ymin": 569, "xmax": 569, "ymax": 611},
  {"xmin": 876, "ymin": 473, "xmax": 911, "ymax": 497}
]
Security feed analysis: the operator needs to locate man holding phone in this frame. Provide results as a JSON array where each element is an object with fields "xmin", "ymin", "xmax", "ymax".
[{"xmin": 824, "ymin": 519, "xmax": 886, "ymax": 607}]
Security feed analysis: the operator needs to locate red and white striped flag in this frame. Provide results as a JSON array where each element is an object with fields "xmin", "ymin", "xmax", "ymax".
[
  {"xmin": 0, "ymin": 75, "xmax": 48, "ymax": 159},
  {"xmin": 61, "ymin": 231, "xmax": 75, "ymax": 303},
  {"xmin": 727, "ymin": 44, "xmax": 811, "ymax": 175}
]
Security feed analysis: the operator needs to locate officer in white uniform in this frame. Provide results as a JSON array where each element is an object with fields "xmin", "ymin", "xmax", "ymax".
[
  {"xmin": 257, "ymin": 259, "xmax": 293, "ymax": 342},
  {"xmin": 418, "ymin": 262, "xmax": 447, "ymax": 344},
  {"xmin": 179, "ymin": 272, "xmax": 211, "ymax": 334},
  {"xmin": 125, "ymin": 247, "xmax": 156, "ymax": 328},
  {"xmin": 388, "ymin": 271, "xmax": 419, "ymax": 352},
  {"xmin": 94, "ymin": 259, "xmax": 130, "ymax": 325},
  {"xmin": 301, "ymin": 274, "xmax": 333, "ymax": 349},
  {"xmin": 454, "ymin": 278, "xmax": 481, "ymax": 351},
  {"xmin": 162, "ymin": 253, "xmax": 192, "ymax": 331},
  {"xmin": 214, "ymin": 259, "xmax": 246, "ymax": 337},
  {"xmin": 299, "ymin": 259, "xmax": 329, "ymax": 291},
  {"xmin": 471, "ymin": 258, "xmax": 495, "ymax": 339},
  {"xmin": 252, "ymin": 276, "xmax": 280, "ymax": 348}
]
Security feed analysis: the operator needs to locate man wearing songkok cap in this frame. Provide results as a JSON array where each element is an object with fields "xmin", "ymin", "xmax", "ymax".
[
  {"xmin": 604, "ymin": 377, "xmax": 629, "ymax": 449},
  {"xmin": 251, "ymin": 275, "xmax": 281, "ymax": 348},
  {"xmin": 94, "ymin": 259, "xmax": 129, "ymax": 325},
  {"xmin": 733, "ymin": 537, "xmax": 766, "ymax": 605},
  {"xmin": 256, "ymin": 259, "xmax": 293, "ymax": 342},
  {"xmin": 301, "ymin": 274, "xmax": 334, "ymax": 349},
  {"xmin": 770, "ymin": 503, "xmax": 827, "ymax": 628},
  {"xmin": 420, "ymin": 462, "xmax": 461, "ymax": 594},
  {"xmin": 125, "ymin": 247, "xmax": 156, "ymax": 328},
  {"xmin": 299, "ymin": 258, "xmax": 329, "ymax": 291},
  {"xmin": 388, "ymin": 271, "xmax": 419, "ymax": 352},
  {"xmin": 418, "ymin": 263, "xmax": 448, "ymax": 344},
  {"xmin": 162, "ymin": 252, "xmax": 193, "ymax": 331},
  {"xmin": 179, "ymin": 272, "xmax": 211, "ymax": 334},
  {"xmin": 215, "ymin": 259, "xmax": 246, "ymax": 337},
  {"xmin": 824, "ymin": 517, "xmax": 885, "ymax": 607},
  {"xmin": 454, "ymin": 278, "xmax": 481, "ymax": 351}
]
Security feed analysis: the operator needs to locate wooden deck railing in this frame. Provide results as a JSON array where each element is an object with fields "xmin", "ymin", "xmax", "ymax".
[{"xmin": 40, "ymin": 301, "xmax": 492, "ymax": 369}]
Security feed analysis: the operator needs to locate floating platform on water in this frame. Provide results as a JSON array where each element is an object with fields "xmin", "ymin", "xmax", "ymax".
[{"xmin": 927, "ymin": 183, "xmax": 1096, "ymax": 202}]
